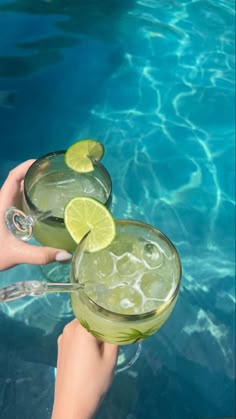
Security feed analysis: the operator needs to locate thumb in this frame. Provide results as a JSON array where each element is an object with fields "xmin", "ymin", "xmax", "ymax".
[{"xmin": 14, "ymin": 242, "xmax": 72, "ymax": 266}]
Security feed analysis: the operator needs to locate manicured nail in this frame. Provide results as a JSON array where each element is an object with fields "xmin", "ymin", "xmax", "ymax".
[{"xmin": 55, "ymin": 251, "xmax": 72, "ymax": 262}]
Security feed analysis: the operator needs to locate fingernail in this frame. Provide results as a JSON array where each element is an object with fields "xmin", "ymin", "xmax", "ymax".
[{"xmin": 55, "ymin": 251, "xmax": 72, "ymax": 262}]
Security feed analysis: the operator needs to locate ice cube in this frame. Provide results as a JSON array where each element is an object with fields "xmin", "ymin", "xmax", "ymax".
[
  {"xmin": 105, "ymin": 285, "xmax": 143, "ymax": 314},
  {"xmin": 79, "ymin": 176, "xmax": 96, "ymax": 194},
  {"xmin": 140, "ymin": 271, "xmax": 173, "ymax": 300},
  {"xmin": 142, "ymin": 242, "xmax": 163, "ymax": 269},
  {"xmin": 116, "ymin": 253, "xmax": 143, "ymax": 277},
  {"xmin": 110, "ymin": 235, "xmax": 134, "ymax": 256},
  {"xmin": 96, "ymin": 250, "xmax": 115, "ymax": 277}
]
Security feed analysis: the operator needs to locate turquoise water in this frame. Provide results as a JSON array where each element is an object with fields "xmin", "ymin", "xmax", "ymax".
[{"xmin": 0, "ymin": 1, "xmax": 235, "ymax": 418}]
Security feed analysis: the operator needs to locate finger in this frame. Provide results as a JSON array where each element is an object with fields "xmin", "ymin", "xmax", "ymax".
[
  {"xmin": 56, "ymin": 320, "xmax": 78, "ymax": 384},
  {"xmin": 103, "ymin": 342, "xmax": 119, "ymax": 363},
  {"xmin": 56, "ymin": 333, "xmax": 64, "ymax": 368},
  {"xmin": 54, "ymin": 333, "xmax": 64, "ymax": 397},
  {"xmin": 62, "ymin": 318, "xmax": 81, "ymax": 336},
  {"xmin": 1, "ymin": 160, "xmax": 35, "ymax": 189},
  {"xmin": 13, "ymin": 242, "xmax": 72, "ymax": 265},
  {"xmin": 67, "ymin": 320, "xmax": 103, "ymax": 354},
  {"xmin": 0, "ymin": 160, "xmax": 35, "ymax": 210}
]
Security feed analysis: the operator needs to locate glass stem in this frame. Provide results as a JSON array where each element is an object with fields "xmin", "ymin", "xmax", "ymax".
[
  {"xmin": 45, "ymin": 282, "xmax": 85, "ymax": 293},
  {"xmin": 17, "ymin": 209, "xmax": 53, "ymax": 227}
]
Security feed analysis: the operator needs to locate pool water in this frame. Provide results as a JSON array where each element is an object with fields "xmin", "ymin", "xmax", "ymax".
[{"xmin": 0, "ymin": 1, "xmax": 235, "ymax": 418}]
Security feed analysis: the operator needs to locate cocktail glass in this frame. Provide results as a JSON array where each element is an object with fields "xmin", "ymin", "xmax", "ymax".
[
  {"xmin": 5, "ymin": 150, "xmax": 112, "ymax": 281},
  {"xmin": 70, "ymin": 219, "xmax": 182, "ymax": 372},
  {"xmin": 0, "ymin": 218, "xmax": 181, "ymax": 372}
]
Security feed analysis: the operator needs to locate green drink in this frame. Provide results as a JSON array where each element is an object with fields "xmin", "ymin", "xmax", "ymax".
[
  {"xmin": 23, "ymin": 151, "xmax": 112, "ymax": 251},
  {"xmin": 29, "ymin": 172, "xmax": 108, "ymax": 217},
  {"xmin": 71, "ymin": 220, "xmax": 181, "ymax": 345}
]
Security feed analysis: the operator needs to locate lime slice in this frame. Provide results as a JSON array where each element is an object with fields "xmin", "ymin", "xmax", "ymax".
[
  {"xmin": 64, "ymin": 196, "xmax": 116, "ymax": 252},
  {"xmin": 65, "ymin": 139, "xmax": 104, "ymax": 173}
]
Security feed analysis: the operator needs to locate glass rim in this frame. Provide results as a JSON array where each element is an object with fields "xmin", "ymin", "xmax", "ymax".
[
  {"xmin": 73, "ymin": 219, "xmax": 182, "ymax": 321},
  {"xmin": 24, "ymin": 150, "xmax": 112, "ymax": 225}
]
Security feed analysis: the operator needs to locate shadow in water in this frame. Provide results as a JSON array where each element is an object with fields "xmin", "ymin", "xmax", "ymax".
[
  {"xmin": 0, "ymin": 302, "xmax": 72, "ymax": 367},
  {"xmin": 0, "ymin": 0, "xmax": 135, "ymax": 77},
  {"xmin": 0, "ymin": 0, "xmax": 135, "ymax": 160}
]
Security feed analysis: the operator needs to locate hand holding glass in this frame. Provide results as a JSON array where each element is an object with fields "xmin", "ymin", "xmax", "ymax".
[
  {"xmin": 1, "ymin": 218, "xmax": 181, "ymax": 371},
  {"xmin": 5, "ymin": 150, "xmax": 112, "ymax": 250}
]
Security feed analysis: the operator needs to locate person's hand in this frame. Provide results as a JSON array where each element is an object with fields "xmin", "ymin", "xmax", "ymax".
[
  {"xmin": 52, "ymin": 319, "xmax": 118, "ymax": 419},
  {"xmin": 0, "ymin": 160, "xmax": 72, "ymax": 271}
]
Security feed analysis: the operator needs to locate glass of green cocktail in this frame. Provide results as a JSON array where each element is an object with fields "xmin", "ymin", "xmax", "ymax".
[
  {"xmin": 70, "ymin": 218, "xmax": 182, "ymax": 371},
  {"xmin": 2, "ymin": 191, "xmax": 181, "ymax": 371},
  {"xmin": 4, "ymin": 141, "xmax": 112, "ymax": 280},
  {"xmin": 22, "ymin": 150, "xmax": 111, "ymax": 251}
]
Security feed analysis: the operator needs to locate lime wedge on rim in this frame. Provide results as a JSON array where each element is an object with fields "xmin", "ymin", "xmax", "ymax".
[
  {"xmin": 64, "ymin": 196, "xmax": 116, "ymax": 252},
  {"xmin": 65, "ymin": 139, "xmax": 104, "ymax": 173}
]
